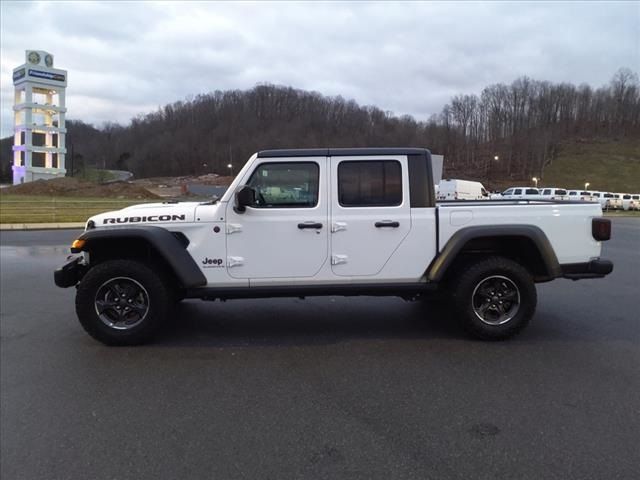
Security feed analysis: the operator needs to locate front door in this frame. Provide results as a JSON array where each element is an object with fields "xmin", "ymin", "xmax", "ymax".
[
  {"xmin": 330, "ymin": 156, "xmax": 411, "ymax": 277},
  {"xmin": 225, "ymin": 157, "xmax": 328, "ymax": 279}
]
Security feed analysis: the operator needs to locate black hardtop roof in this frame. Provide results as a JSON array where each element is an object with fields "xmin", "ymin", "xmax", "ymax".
[{"xmin": 257, "ymin": 147, "xmax": 431, "ymax": 158}]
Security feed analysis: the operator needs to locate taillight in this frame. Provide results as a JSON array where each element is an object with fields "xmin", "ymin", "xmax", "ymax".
[{"xmin": 592, "ymin": 218, "xmax": 611, "ymax": 241}]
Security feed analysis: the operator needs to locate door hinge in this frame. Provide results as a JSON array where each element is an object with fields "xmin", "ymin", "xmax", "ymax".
[
  {"xmin": 227, "ymin": 223, "xmax": 243, "ymax": 234},
  {"xmin": 331, "ymin": 222, "xmax": 347, "ymax": 233},
  {"xmin": 331, "ymin": 254, "xmax": 348, "ymax": 265},
  {"xmin": 227, "ymin": 256, "xmax": 244, "ymax": 267}
]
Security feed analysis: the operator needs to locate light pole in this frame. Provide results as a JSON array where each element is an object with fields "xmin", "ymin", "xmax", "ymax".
[
  {"xmin": 227, "ymin": 163, "xmax": 233, "ymax": 176},
  {"xmin": 584, "ymin": 182, "xmax": 590, "ymax": 190},
  {"xmin": 487, "ymin": 155, "xmax": 499, "ymax": 183},
  {"xmin": 532, "ymin": 177, "xmax": 538, "ymax": 187}
]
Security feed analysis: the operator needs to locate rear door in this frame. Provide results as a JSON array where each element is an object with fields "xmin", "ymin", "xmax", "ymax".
[{"xmin": 329, "ymin": 156, "xmax": 411, "ymax": 276}]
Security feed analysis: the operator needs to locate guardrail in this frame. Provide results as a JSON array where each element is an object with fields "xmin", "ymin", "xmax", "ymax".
[{"xmin": 0, "ymin": 198, "xmax": 156, "ymax": 224}]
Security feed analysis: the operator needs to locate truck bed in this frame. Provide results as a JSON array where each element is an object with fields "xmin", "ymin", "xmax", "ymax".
[{"xmin": 436, "ymin": 200, "xmax": 603, "ymax": 265}]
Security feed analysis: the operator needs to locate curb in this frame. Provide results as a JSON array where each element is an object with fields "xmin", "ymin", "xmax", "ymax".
[{"xmin": 0, "ymin": 223, "xmax": 85, "ymax": 231}]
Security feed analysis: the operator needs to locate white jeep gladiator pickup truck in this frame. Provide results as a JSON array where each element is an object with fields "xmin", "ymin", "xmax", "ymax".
[{"xmin": 54, "ymin": 148, "xmax": 613, "ymax": 345}]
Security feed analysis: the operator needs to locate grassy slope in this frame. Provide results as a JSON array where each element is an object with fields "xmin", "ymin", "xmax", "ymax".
[
  {"xmin": 542, "ymin": 139, "xmax": 640, "ymax": 193},
  {"xmin": 0, "ymin": 195, "xmax": 154, "ymax": 223}
]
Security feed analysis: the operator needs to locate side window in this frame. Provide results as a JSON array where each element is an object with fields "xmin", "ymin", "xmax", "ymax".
[
  {"xmin": 514, "ymin": 189, "xmax": 522, "ymax": 195},
  {"xmin": 557, "ymin": 189, "xmax": 567, "ymax": 195},
  {"xmin": 246, "ymin": 162, "xmax": 319, "ymax": 208},
  {"xmin": 526, "ymin": 189, "xmax": 538, "ymax": 195},
  {"xmin": 542, "ymin": 189, "xmax": 551, "ymax": 195},
  {"xmin": 569, "ymin": 191, "xmax": 577, "ymax": 196},
  {"xmin": 503, "ymin": 189, "xmax": 514, "ymax": 195},
  {"xmin": 338, "ymin": 160, "xmax": 402, "ymax": 207}
]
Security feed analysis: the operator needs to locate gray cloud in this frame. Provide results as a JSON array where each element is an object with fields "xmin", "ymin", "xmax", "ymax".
[{"xmin": 1, "ymin": 1, "xmax": 638, "ymax": 136}]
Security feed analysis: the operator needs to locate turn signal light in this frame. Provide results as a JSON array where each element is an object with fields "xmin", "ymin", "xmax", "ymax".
[
  {"xmin": 592, "ymin": 218, "xmax": 611, "ymax": 241},
  {"xmin": 70, "ymin": 239, "xmax": 86, "ymax": 253}
]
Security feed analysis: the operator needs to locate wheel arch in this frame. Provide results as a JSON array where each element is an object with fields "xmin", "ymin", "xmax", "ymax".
[
  {"xmin": 76, "ymin": 226, "xmax": 206, "ymax": 289},
  {"xmin": 427, "ymin": 225, "xmax": 562, "ymax": 283}
]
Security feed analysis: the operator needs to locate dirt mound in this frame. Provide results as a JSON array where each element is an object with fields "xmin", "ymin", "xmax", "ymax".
[
  {"xmin": 3, "ymin": 177, "xmax": 160, "ymax": 199},
  {"xmin": 132, "ymin": 174, "xmax": 234, "ymax": 187}
]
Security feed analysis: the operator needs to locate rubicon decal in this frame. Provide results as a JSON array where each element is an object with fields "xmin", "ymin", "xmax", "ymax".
[{"xmin": 102, "ymin": 214, "xmax": 186, "ymax": 224}]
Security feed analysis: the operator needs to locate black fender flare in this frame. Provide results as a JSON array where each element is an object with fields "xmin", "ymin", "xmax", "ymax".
[
  {"xmin": 76, "ymin": 226, "xmax": 206, "ymax": 288},
  {"xmin": 426, "ymin": 225, "xmax": 562, "ymax": 282}
]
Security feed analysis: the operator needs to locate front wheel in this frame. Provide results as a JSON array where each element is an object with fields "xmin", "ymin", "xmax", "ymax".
[
  {"xmin": 75, "ymin": 260, "xmax": 172, "ymax": 345},
  {"xmin": 450, "ymin": 256, "xmax": 537, "ymax": 340}
]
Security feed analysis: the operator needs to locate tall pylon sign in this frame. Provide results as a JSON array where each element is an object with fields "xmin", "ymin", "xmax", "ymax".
[{"xmin": 12, "ymin": 50, "xmax": 68, "ymax": 184}]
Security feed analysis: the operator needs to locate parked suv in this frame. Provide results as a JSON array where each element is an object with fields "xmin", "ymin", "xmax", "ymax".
[
  {"xmin": 539, "ymin": 188, "xmax": 568, "ymax": 201},
  {"xmin": 499, "ymin": 187, "xmax": 540, "ymax": 200}
]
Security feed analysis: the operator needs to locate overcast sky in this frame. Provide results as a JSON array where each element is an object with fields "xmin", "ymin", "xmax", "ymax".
[{"xmin": 1, "ymin": 1, "xmax": 638, "ymax": 137}]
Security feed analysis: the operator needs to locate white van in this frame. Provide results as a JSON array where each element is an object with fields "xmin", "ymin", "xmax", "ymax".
[
  {"xmin": 436, "ymin": 179, "xmax": 489, "ymax": 200},
  {"xmin": 629, "ymin": 194, "xmax": 640, "ymax": 211},
  {"xmin": 499, "ymin": 187, "xmax": 540, "ymax": 200},
  {"xmin": 539, "ymin": 188, "xmax": 568, "ymax": 201}
]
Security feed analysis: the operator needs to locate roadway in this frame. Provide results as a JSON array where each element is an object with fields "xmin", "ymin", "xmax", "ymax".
[{"xmin": 1, "ymin": 218, "xmax": 638, "ymax": 479}]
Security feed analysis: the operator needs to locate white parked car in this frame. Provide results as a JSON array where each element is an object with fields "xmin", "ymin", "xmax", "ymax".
[
  {"xmin": 436, "ymin": 179, "xmax": 489, "ymax": 200},
  {"xmin": 610, "ymin": 193, "xmax": 624, "ymax": 210},
  {"xmin": 600, "ymin": 192, "xmax": 615, "ymax": 210},
  {"xmin": 539, "ymin": 188, "xmax": 568, "ymax": 201},
  {"xmin": 499, "ymin": 187, "xmax": 540, "ymax": 200},
  {"xmin": 567, "ymin": 190, "xmax": 596, "ymax": 202},
  {"xmin": 590, "ymin": 192, "xmax": 617, "ymax": 209},
  {"xmin": 629, "ymin": 194, "xmax": 640, "ymax": 211},
  {"xmin": 621, "ymin": 194, "xmax": 635, "ymax": 211}
]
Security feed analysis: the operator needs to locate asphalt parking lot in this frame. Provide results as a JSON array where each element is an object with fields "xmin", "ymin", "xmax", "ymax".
[{"xmin": 1, "ymin": 218, "xmax": 639, "ymax": 480}]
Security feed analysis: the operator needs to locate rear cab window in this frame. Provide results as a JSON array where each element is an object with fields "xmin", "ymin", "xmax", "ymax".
[{"xmin": 337, "ymin": 160, "xmax": 402, "ymax": 207}]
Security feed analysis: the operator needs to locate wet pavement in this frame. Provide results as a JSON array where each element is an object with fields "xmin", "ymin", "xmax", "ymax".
[{"xmin": 1, "ymin": 220, "xmax": 639, "ymax": 480}]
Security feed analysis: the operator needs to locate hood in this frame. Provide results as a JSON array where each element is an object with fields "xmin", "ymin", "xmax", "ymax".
[{"xmin": 87, "ymin": 201, "xmax": 207, "ymax": 228}]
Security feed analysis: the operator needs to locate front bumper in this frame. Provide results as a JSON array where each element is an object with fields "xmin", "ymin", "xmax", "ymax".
[
  {"xmin": 54, "ymin": 255, "xmax": 87, "ymax": 288},
  {"xmin": 561, "ymin": 258, "xmax": 613, "ymax": 280}
]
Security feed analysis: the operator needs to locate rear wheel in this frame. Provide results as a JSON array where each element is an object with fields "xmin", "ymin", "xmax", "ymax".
[
  {"xmin": 450, "ymin": 256, "xmax": 537, "ymax": 340},
  {"xmin": 75, "ymin": 259, "xmax": 171, "ymax": 345}
]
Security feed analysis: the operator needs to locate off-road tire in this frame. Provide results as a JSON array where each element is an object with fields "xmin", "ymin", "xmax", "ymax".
[
  {"xmin": 75, "ymin": 259, "xmax": 172, "ymax": 345},
  {"xmin": 450, "ymin": 256, "xmax": 537, "ymax": 340}
]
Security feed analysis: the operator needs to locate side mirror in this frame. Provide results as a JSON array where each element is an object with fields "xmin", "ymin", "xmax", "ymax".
[{"xmin": 234, "ymin": 185, "xmax": 256, "ymax": 213}]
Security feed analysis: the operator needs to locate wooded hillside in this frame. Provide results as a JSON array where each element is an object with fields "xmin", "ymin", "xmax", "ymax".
[{"xmin": 1, "ymin": 68, "xmax": 638, "ymax": 183}]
